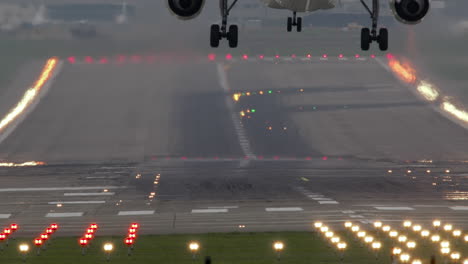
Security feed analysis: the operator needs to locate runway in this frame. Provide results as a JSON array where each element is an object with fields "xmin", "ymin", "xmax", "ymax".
[{"xmin": 0, "ymin": 54, "xmax": 467, "ymax": 236}]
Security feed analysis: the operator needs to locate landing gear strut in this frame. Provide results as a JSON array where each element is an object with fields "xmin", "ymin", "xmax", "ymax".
[
  {"xmin": 287, "ymin": 12, "xmax": 302, "ymax": 32},
  {"xmin": 210, "ymin": 0, "xmax": 239, "ymax": 48},
  {"xmin": 360, "ymin": 0, "xmax": 388, "ymax": 51}
]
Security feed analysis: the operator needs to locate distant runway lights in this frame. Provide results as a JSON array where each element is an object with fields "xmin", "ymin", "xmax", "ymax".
[
  {"xmin": 225, "ymin": 54, "xmax": 233, "ymax": 60},
  {"xmin": 273, "ymin": 241, "xmax": 284, "ymax": 260},
  {"xmin": 67, "ymin": 57, "xmax": 76, "ymax": 64},
  {"xmin": 392, "ymin": 247, "xmax": 402, "ymax": 256},
  {"xmin": 421, "ymin": 230, "xmax": 430, "ymax": 238},
  {"xmin": 314, "ymin": 222, "xmax": 323, "ymax": 229},
  {"xmin": 441, "ymin": 241, "xmax": 450, "ymax": 248},
  {"xmin": 426, "ymin": 169, "xmax": 431, "ymax": 173},
  {"xmin": 451, "ymin": 253, "xmax": 462, "ymax": 262},
  {"xmin": 371, "ymin": 54, "xmax": 376, "ymax": 59},
  {"xmin": 306, "ymin": 54, "xmax": 312, "ymax": 59},
  {"xmin": 208, "ymin": 54, "xmax": 216, "ymax": 61},
  {"xmin": 322, "ymin": 54, "xmax": 328, "ymax": 59},
  {"xmin": 433, "ymin": 220, "xmax": 441, "ymax": 229},
  {"xmin": 403, "ymin": 221, "xmax": 412, "ymax": 228},
  {"xmin": 398, "ymin": 235, "xmax": 408, "ymax": 243},
  {"xmin": 440, "ymin": 247, "xmax": 451, "ymax": 256},
  {"xmin": 124, "ymin": 223, "xmax": 140, "ymax": 255},
  {"xmin": 464, "ymin": 234, "xmax": 468, "ymax": 242},
  {"xmin": 412, "ymin": 225, "xmax": 422, "ymax": 232},
  {"xmin": 242, "ymin": 54, "xmax": 249, "ymax": 60},
  {"xmin": 103, "ymin": 243, "xmax": 114, "ymax": 262},
  {"xmin": 443, "ymin": 224, "xmax": 453, "ymax": 232},
  {"xmin": 84, "ymin": 56, "xmax": 94, "ymax": 64},
  {"xmin": 19, "ymin": 243, "xmax": 30, "ymax": 262},
  {"xmin": 344, "ymin": 221, "xmax": 353, "ymax": 228},
  {"xmin": 411, "ymin": 259, "xmax": 422, "ymax": 264},
  {"xmin": 400, "ymin": 253, "xmax": 411, "ymax": 263},
  {"xmin": 389, "ymin": 231, "xmax": 398, "ymax": 238},
  {"xmin": 351, "ymin": 225, "xmax": 360, "ymax": 233},
  {"xmin": 371, "ymin": 242, "xmax": 382, "ymax": 259},
  {"xmin": 406, "ymin": 241, "xmax": 416, "ymax": 250},
  {"xmin": 431, "ymin": 235, "xmax": 441, "ymax": 243},
  {"xmin": 374, "ymin": 221, "xmax": 383, "ymax": 228},
  {"xmin": 445, "ymin": 169, "xmax": 451, "ymax": 174},
  {"xmin": 189, "ymin": 242, "xmax": 200, "ymax": 260},
  {"xmin": 387, "ymin": 170, "xmax": 393, "ymax": 174},
  {"xmin": 337, "ymin": 242, "xmax": 347, "ymax": 262},
  {"xmin": 382, "ymin": 225, "xmax": 391, "ymax": 232},
  {"xmin": 463, "ymin": 259, "xmax": 468, "ymax": 264},
  {"xmin": 339, "ymin": 54, "xmax": 344, "ymax": 59},
  {"xmin": 357, "ymin": 231, "xmax": 366, "ymax": 239},
  {"xmin": 364, "ymin": 236, "xmax": 374, "ymax": 244},
  {"xmin": 34, "ymin": 238, "xmax": 43, "ymax": 255},
  {"xmin": 453, "ymin": 230, "xmax": 462, "ymax": 238}
]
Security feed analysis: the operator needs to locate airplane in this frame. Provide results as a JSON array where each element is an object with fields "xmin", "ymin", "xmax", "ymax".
[{"xmin": 166, "ymin": 0, "xmax": 430, "ymax": 51}]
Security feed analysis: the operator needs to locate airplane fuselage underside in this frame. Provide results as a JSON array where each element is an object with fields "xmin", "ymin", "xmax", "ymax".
[{"xmin": 261, "ymin": 0, "xmax": 336, "ymax": 12}]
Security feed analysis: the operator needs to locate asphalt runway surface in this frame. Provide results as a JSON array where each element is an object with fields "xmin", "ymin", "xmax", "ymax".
[{"xmin": 0, "ymin": 54, "xmax": 467, "ymax": 237}]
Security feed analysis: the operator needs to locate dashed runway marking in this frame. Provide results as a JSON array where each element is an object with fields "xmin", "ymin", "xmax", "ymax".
[
  {"xmin": 0, "ymin": 186, "xmax": 126, "ymax": 192},
  {"xmin": 265, "ymin": 207, "xmax": 304, "ymax": 212},
  {"xmin": 318, "ymin": 201, "xmax": 340, "ymax": 205},
  {"xmin": 192, "ymin": 209, "xmax": 229, "ymax": 213},
  {"xmin": 118, "ymin": 210, "xmax": 155, "ymax": 216},
  {"xmin": 450, "ymin": 206, "xmax": 468, "ymax": 211},
  {"xmin": 46, "ymin": 212, "xmax": 83, "ymax": 218},
  {"xmin": 64, "ymin": 192, "xmax": 115, "ymax": 196},
  {"xmin": 374, "ymin": 207, "xmax": 415, "ymax": 211},
  {"xmin": 0, "ymin": 214, "xmax": 11, "ymax": 219},
  {"xmin": 48, "ymin": 201, "xmax": 106, "ymax": 205}
]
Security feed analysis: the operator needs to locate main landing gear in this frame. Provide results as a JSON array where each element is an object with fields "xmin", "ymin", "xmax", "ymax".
[
  {"xmin": 287, "ymin": 12, "xmax": 302, "ymax": 32},
  {"xmin": 360, "ymin": 0, "xmax": 388, "ymax": 51},
  {"xmin": 210, "ymin": 0, "xmax": 239, "ymax": 48}
]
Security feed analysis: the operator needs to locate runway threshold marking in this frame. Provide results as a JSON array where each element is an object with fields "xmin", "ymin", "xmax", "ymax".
[
  {"xmin": 265, "ymin": 207, "xmax": 304, "ymax": 212},
  {"xmin": 46, "ymin": 212, "xmax": 83, "ymax": 218},
  {"xmin": 0, "ymin": 186, "xmax": 126, "ymax": 192},
  {"xmin": 118, "ymin": 210, "xmax": 155, "ymax": 216},
  {"xmin": 191, "ymin": 209, "xmax": 228, "ymax": 213},
  {"xmin": 48, "ymin": 201, "xmax": 106, "ymax": 205},
  {"xmin": 0, "ymin": 214, "xmax": 11, "ymax": 219},
  {"xmin": 64, "ymin": 192, "xmax": 115, "ymax": 196},
  {"xmin": 450, "ymin": 206, "xmax": 468, "ymax": 211},
  {"xmin": 374, "ymin": 207, "xmax": 415, "ymax": 211}
]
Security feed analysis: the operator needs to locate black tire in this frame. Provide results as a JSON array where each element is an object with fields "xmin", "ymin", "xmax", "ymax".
[
  {"xmin": 378, "ymin": 28, "xmax": 389, "ymax": 51},
  {"xmin": 297, "ymin": 17, "xmax": 302, "ymax": 32},
  {"xmin": 228, "ymin": 25, "xmax": 238, "ymax": 48},
  {"xmin": 287, "ymin": 17, "xmax": 292, "ymax": 32},
  {"xmin": 361, "ymin": 28, "xmax": 371, "ymax": 51},
  {"xmin": 210, "ymin": 24, "xmax": 220, "ymax": 48}
]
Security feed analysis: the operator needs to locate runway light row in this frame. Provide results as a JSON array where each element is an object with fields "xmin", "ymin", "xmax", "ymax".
[
  {"xmin": 0, "ymin": 223, "xmax": 19, "ymax": 243},
  {"xmin": 314, "ymin": 222, "xmax": 348, "ymax": 257}
]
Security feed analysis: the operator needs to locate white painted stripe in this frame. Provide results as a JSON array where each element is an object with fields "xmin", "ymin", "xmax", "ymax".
[
  {"xmin": 192, "ymin": 209, "xmax": 228, "ymax": 213},
  {"xmin": 86, "ymin": 176, "xmax": 120, "ymax": 179},
  {"xmin": 350, "ymin": 215, "xmax": 364, "ymax": 218},
  {"xmin": 312, "ymin": 198, "xmax": 332, "ymax": 201},
  {"xmin": 319, "ymin": 201, "xmax": 340, "ymax": 205},
  {"xmin": 375, "ymin": 207, "xmax": 415, "ymax": 211},
  {"xmin": 64, "ymin": 192, "xmax": 115, "ymax": 196},
  {"xmin": 342, "ymin": 210, "xmax": 355, "ymax": 214},
  {"xmin": 207, "ymin": 206, "xmax": 239, "ymax": 209},
  {"xmin": 0, "ymin": 186, "xmax": 126, "ymax": 192},
  {"xmin": 450, "ymin": 206, "xmax": 468, "ymax": 211},
  {"xmin": 46, "ymin": 212, "xmax": 83, "ymax": 218},
  {"xmin": 48, "ymin": 201, "xmax": 106, "ymax": 205},
  {"xmin": 307, "ymin": 195, "xmax": 324, "ymax": 198},
  {"xmin": 0, "ymin": 214, "xmax": 11, "ymax": 219},
  {"xmin": 265, "ymin": 207, "xmax": 303, "ymax": 212},
  {"xmin": 118, "ymin": 210, "xmax": 155, "ymax": 216}
]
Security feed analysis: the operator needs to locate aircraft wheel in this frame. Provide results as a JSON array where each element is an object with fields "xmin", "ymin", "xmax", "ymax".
[
  {"xmin": 210, "ymin": 24, "xmax": 220, "ymax": 48},
  {"xmin": 297, "ymin": 17, "xmax": 302, "ymax": 32},
  {"xmin": 228, "ymin": 25, "xmax": 238, "ymax": 48},
  {"xmin": 361, "ymin": 28, "xmax": 371, "ymax": 51},
  {"xmin": 287, "ymin": 17, "xmax": 292, "ymax": 32},
  {"xmin": 378, "ymin": 28, "xmax": 388, "ymax": 51}
]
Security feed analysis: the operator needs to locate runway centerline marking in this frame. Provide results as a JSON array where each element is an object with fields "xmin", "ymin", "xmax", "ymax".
[
  {"xmin": 0, "ymin": 186, "xmax": 126, "ymax": 192},
  {"xmin": 265, "ymin": 207, "xmax": 304, "ymax": 212},
  {"xmin": 450, "ymin": 206, "xmax": 468, "ymax": 211},
  {"xmin": 118, "ymin": 210, "xmax": 155, "ymax": 216},
  {"xmin": 318, "ymin": 201, "xmax": 340, "ymax": 205},
  {"xmin": 192, "ymin": 209, "xmax": 228, "ymax": 213},
  {"xmin": 46, "ymin": 212, "xmax": 83, "ymax": 218},
  {"xmin": 64, "ymin": 192, "xmax": 115, "ymax": 196},
  {"xmin": 0, "ymin": 213, "xmax": 11, "ymax": 219},
  {"xmin": 48, "ymin": 201, "xmax": 106, "ymax": 205},
  {"xmin": 375, "ymin": 207, "xmax": 415, "ymax": 211}
]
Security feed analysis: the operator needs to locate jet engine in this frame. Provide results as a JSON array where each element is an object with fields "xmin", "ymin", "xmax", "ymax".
[
  {"xmin": 390, "ymin": 0, "xmax": 430, "ymax": 24},
  {"xmin": 167, "ymin": 0, "xmax": 205, "ymax": 20}
]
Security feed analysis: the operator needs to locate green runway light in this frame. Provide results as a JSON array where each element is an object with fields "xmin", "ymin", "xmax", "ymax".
[
  {"xmin": 242, "ymin": 92, "xmax": 246, "ymax": 96},
  {"xmin": 268, "ymin": 90, "xmax": 272, "ymax": 94},
  {"xmin": 251, "ymin": 109, "xmax": 256, "ymax": 113}
]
